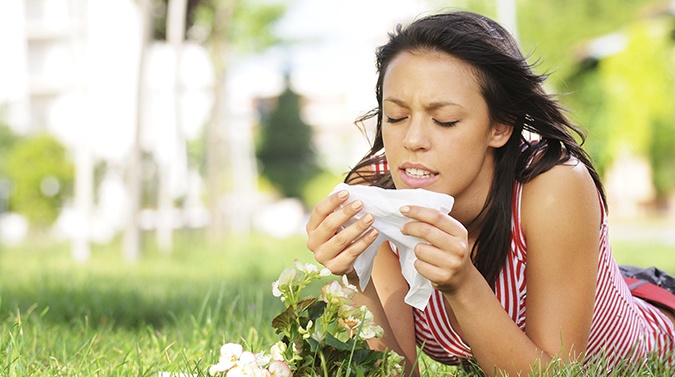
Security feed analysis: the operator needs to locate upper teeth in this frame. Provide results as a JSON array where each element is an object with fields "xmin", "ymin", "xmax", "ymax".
[{"xmin": 405, "ymin": 168, "xmax": 434, "ymax": 178}]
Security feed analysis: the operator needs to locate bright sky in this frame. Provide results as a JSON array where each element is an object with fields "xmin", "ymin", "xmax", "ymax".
[{"xmin": 229, "ymin": 0, "xmax": 440, "ymax": 109}]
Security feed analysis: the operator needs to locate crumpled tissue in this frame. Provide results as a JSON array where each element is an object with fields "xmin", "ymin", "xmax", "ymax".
[{"xmin": 331, "ymin": 183, "xmax": 454, "ymax": 310}]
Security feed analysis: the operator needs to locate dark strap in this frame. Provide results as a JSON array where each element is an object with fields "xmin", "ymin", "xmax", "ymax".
[
  {"xmin": 624, "ymin": 277, "xmax": 675, "ymax": 313},
  {"xmin": 627, "ymin": 280, "xmax": 648, "ymax": 290}
]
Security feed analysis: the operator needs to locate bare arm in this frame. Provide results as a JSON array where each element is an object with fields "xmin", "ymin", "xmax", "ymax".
[
  {"xmin": 305, "ymin": 189, "xmax": 419, "ymax": 376},
  {"xmin": 401, "ymin": 162, "xmax": 600, "ymax": 376},
  {"xmin": 368, "ymin": 242, "xmax": 419, "ymax": 374},
  {"xmin": 352, "ymin": 251, "xmax": 420, "ymax": 376}
]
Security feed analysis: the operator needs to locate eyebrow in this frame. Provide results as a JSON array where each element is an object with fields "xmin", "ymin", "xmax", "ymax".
[{"xmin": 383, "ymin": 97, "xmax": 465, "ymax": 110}]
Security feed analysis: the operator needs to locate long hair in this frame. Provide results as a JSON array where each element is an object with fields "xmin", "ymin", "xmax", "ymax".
[{"xmin": 346, "ymin": 11, "xmax": 606, "ymax": 287}]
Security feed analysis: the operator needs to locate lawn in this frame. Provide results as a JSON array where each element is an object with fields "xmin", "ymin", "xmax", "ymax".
[{"xmin": 0, "ymin": 224, "xmax": 673, "ymax": 376}]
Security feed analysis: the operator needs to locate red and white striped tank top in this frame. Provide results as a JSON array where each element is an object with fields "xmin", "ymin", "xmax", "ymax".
[{"xmin": 407, "ymin": 181, "xmax": 675, "ymax": 369}]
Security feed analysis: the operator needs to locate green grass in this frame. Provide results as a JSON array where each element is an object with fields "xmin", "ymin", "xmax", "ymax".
[
  {"xmin": 0, "ymin": 228, "xmax": 673, "ymax": 376},
  {"xmin": 0, "ymin": 233, "xmax": 306, "ymax": 376}
]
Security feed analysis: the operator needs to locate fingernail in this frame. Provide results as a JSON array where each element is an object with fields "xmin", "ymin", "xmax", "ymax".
[
  {"xmin": 351, "ymin": 200, "xmax": 363, "ymax": 210},
  {"xmin": 362, "ymin": 213, "xmax": 374, "ymax": 224},
  {"xmin": 370, "ymin": 228, "xmax": 379, "ymax": 238},
  {"xmin": 400, "ymin": 206, "xmax": 410, "ymax": 213},
  {"xmin": 337, "ymin": 190, "xmax": 349, "ymax": 199}
]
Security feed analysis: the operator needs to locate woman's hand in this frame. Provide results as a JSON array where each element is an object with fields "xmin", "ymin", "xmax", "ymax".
[
  {"xmin": 399, "ymin": 205, "xmax": 473, "ymax": 293},
  {"xmin": 305, "ymin": 190, "xmax": 379, "ymax": 277}
]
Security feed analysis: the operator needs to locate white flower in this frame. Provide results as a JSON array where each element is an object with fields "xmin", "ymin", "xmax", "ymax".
[
  {"xmin": 210, "ymin": 362, "xmax": 231, "ymax": 375},
  {"xmin": 220, "ymin": 343, "xmax": 243, "ymax": 358},
  {"xmin": 338, "ymin": 304, "xmax": 361, "ymax": 319},
  {"xmin": 292, "ymin": 341, "xmax": 302, "ymax": 355},
  {"xmin": 356, "ymin": 307, "xmax": 383, "ymax": 340},
  {"xmin": 239, "ymin": 351, "xmax": 257, "ymax": 365},
  {"xmin": 271, "ymin": 281, "xmax": 282, "ymax": 298},
  {"xmin": 339, "ymin": 315, "xmax": 361, "ymax": 331},
  {"xmin": 357, "ymin": 324, "xmax": 383, "ymax": 340},
  {"xmin": 294, "ymin": 259, "xmax": 318, "ymax": 274},
  {"xmin": 319, "ymin": 268, "xmax": 331, "ymax": 277},
  {"xmin": 298, "ymin": 320, "xmax": 313, "ymax": 339},
  {"xmin": 277, "ymin": 267, "xmax": 297, "ymax": 287},
  {"xmin": 255, "ymin": 351, "xmax": 271, "ymax": 367},
  {"xmin": 217, "ymin": 343, "xmax": 244, "ymax": 370},
  {"xmin": 268, "ymin": 361, "xmax": 291, "ymax": 377},
  {"xmin": 225, "ymin": 351, "xmax": 268, "ymax": 377},
  {"xmin": 321, "ymin": 280, "xmax": 356, "ymax": 306},
  {"xmin": 269, "ymin": 341, "xmax": 286, "ymax": 361},
  {"xmin": 226, "ymin": 363, "xmax": 268, "ymax": 377},
  {"xmin": 311, "ymin": 328, "xmax": 325, "ymax": 342},
  {"xmin": 341, "ymin": 275, "xmax": 358, "ymax": 293}
]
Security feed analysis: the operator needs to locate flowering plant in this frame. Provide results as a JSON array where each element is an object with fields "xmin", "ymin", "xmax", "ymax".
[{"xmin": 209, "ymin": 260, "xmax": 403, "ymax": 376}]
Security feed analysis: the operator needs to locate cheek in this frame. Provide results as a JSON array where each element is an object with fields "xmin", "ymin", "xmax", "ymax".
[{"xmin": 381, "ymin": 127, "xmax": 396, "ymax": 151}]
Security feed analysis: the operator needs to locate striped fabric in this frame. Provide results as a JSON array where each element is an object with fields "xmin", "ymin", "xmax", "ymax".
[{"xmin": 403, "ymin": 181, "xmax": 675, "ymax": 369}]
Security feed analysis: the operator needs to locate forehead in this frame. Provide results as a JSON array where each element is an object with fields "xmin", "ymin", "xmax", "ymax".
[{"xmin": 382, "ymin": 50, "xmax": 483, "ymax": 107}]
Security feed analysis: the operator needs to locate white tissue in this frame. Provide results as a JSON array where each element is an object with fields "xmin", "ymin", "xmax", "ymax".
[{"xmin": 331, "ymin": 183, "xmax": 454, "ymax": 310}]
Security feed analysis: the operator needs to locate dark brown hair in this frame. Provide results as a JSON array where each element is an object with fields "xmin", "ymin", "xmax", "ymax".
[{"xmin": 347, "ymin": 11, "xmax": 606, "ymax": 286}]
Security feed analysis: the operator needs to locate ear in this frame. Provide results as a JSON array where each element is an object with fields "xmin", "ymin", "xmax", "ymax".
[{"xmin": 488, "ymin": 122, "xmax": 514, "ymax": 148}]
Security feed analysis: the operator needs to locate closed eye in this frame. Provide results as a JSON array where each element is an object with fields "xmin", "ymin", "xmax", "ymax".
[
  {"xmin": 386, "ymin": 116, "xmax": 408, "ymax": 124},
  {"xmin": 434, "ymin": 119, "xmax": 459, "ymax": 127}
]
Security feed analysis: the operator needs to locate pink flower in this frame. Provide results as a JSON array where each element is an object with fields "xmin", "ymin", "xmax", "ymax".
[{"xmin": 268, "ymin": 361, "xmax": 291, "ymax": 377}]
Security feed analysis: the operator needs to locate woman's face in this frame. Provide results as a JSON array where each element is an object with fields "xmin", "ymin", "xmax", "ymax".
[{"xmin": 381, "ymin": 50, "xmax": 511, "ymax": 202}]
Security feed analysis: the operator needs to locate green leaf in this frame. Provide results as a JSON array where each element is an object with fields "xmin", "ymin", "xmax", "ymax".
[
  {"xmin": 306, "ymin": 300, "xmax": 326, "ymax": 321},
  {"xmin": 296, "ymin": 297, "xmax": 318, "ymax": 314},
  {"xmin": 271, "ymin": 297, "xmax": 319, "ymax": 334},
  {"xmin": 271, "ymin": 305, "xmax": 297, "ymax": 334},
  {"xmin": 324, "ymin": 332, "xmax": 352, "ymax": 352},
  {"xmin": 306, "ymin": 336, "xmax": 319, "ymax": 353}
]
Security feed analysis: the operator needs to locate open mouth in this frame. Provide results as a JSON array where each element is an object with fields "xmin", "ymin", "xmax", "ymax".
[{"xmin": 404, "ymin": 168, "xmax": 438, "ymax": 179}]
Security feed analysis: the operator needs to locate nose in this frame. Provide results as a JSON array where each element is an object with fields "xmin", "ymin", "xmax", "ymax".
[{"xmin": 402, "ymin": 117, "xmax": 431, "ymax": 151}]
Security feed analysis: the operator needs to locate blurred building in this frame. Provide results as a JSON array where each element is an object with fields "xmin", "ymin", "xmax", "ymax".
[
  {"xmin": 0, "ymin": 0, "xmax": 215, "ymax": 244},
  {"xmin": 0, "ymin": 0, "xmax": 436, "ymax": 242}
]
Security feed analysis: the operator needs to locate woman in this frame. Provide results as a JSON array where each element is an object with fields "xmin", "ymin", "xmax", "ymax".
[{"xmin": 305, "ymin": 11, "xmax": 674, "ymax": 376}]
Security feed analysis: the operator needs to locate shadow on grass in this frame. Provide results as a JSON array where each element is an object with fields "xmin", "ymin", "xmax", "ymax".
[
  {"xmin": 1, "ymin": 275, "xmax": 283, "ymax": 331},
  {"xmin": 0, "ymin": 233, "xmax": 310, "ymax": 331}
]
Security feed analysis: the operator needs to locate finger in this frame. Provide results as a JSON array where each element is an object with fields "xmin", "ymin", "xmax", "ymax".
[
  {"xmin": 413, "ymin": 243, "xmax": 464, "ymax": 290},
  {"xmin": 310, "ymin": 207, "xmax": 375, "ymax": 263},
  {"xmin": 305, "ymin": 189, "xmax": 350, "ymax": 233},
  {"xmin": 399, "ymin": 205, "xmax": 466, "ymax": 240},
  {"xmin": 413, "ymin": 242, "xmax": 462, "ymax": 273},
  {"xmin": 321, "ymin": 228, "xmax": 380, "ymax": 276},
  {"xmin": 328, "ymin": 212, "xmax": 375, "ymax": 251},
  {"xmin": 413, "ymin": 257, "xmax": 453, "ymax": 290},
  {"xmin": 307, "ymin": 199, "xmax": 366, "ymax": 251}
]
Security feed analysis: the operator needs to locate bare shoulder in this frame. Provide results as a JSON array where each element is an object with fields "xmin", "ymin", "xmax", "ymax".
[
  {"xmin": 521, "ymin": 160, "xmax": 602, "ymax": 243},
  {"xmin": 522, "ymin": 160, "xmax": 600, "ymax": 217}
]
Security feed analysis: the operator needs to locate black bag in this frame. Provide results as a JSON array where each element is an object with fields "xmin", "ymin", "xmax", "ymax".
[{"xmin": 619, "ymin": 265, "xmax": 675, "ymax": 294}]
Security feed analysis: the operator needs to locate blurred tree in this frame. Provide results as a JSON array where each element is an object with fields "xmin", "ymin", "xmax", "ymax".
[
  {"xmin": 599, "ymin": 21, "xmax": 675, "ymax": 203},
  {"xmin": 0, "ymin": 122, "xmax": 20, "ymax": 175},
  {"xmin": 430, "ymin": 0, "xmax": 665, "ymax": 90},
  {"xmin": 4, "ymin": 134, "xmax": 74, "ymax": 227},
  {"xmin": 565, "ymin": 66, "xmax": 612, "ymax": 177},
  {"xmin": 516, "ymin": 0, "xmax": 666, "ymax": 88},
  {"xmin": 150, "ymin": 0, "xmax": 285, "ymax": 239},
  {"xmin": 124, "ymin": 0, "xmax": 286, "ymax": 256},
  {"xmin": 567, "ymin": 19, "xmax": 675, "ymax": 203},
  {"xmin": 190, "ymin": 0, "xmax": 285, "ymax": 239},
  {"xmin": 125, "ymin": 0, "xmax": 154, "ymax": 261},
  {"xmin": 155, "ymin": 0, "xmax": 188, "ymax": 253},
  {"xmin": 599, "ymin": 22, "xmax": 672, "ymax": 156},
  {"xmin": 0, "ymin": 123, "xmax": 20, "ymax": 214},
  {"xmin": 256, "ymin": 77, "xmax": 321, "ymax": 204}
]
